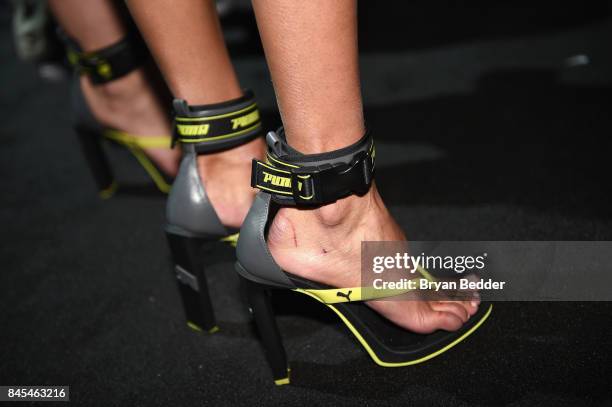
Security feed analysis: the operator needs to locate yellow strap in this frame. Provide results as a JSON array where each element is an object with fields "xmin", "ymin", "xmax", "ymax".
[
  {"xmin": 417, "ymin": 265, "xmax": 437, "ymax": 282},
  {"xmin": 123, "ymin": 144, "xmax": 171, "ymax": 193},
  {"xmin": 104, "ymin": 129, "xmax": 172, "ymax": 149},
  {"xmin": 295, "ymin": 279, "xmax": 431, "ymax": 304},
  {"xmin": 293, "ymin": 266, "xmax": 437, "ymax": 304},
  {"xmin": 102, "ymin": 129, "xmax": 171, "ymax": 193}
]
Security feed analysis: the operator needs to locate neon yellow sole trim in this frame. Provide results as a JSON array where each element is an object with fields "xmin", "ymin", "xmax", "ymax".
[
  {"xmin": 187, "ymin": 321, "xmax": 203, "ymax": 332},
  {"xmin": 295, "ymin": 289, "xmax": 493, "ymax": 367},
  {"xmin": 208, "ymin": 326, "xmax": 220, "ymax": 334},
  {"xmin": 99, "ymin": 181, "xmax": 118, "ymax": 199},
  {"xmin": 273, "ymin": 368, "xmax": 291, "ymax": 386}
]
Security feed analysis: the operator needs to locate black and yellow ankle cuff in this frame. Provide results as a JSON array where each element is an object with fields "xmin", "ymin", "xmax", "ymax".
[
  {"xmin": 251, "ymin": 128, "xmax": 375, "ymax": 206},
  {"xmin": 172, "ymin": 90, "xmax": 263, "ymax": 153},
  {"xmin": 62, "ymin": 32, "xmax": 146, "ymax": 85}
]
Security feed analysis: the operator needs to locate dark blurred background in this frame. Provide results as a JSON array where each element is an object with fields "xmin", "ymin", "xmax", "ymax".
[{"xmin": 1, "ymin": 1, "xmax": 611, "ymax": 406}]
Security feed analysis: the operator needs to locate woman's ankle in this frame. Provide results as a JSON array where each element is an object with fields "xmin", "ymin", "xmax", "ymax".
[
  {"xmin": 196, "ymin": 137, "xmax": 265, "ymax": 228},
  {"xmin": 196, "ymin": 137, "xmax": 264, "ymax": 176},
  {"xmin": 268, "ymin": 185, "xmax": 401, "ymax": 249},
  {"xmin": 80, "ymin": 68, "xmax": 171, "ymax": 134},
  {"xmin": 314, "ymin": 188, "xmax": 377, "ymax": 227},
  {"xmin": 81, "ymin": 69, "xmax": 151, "ymax": 112}
]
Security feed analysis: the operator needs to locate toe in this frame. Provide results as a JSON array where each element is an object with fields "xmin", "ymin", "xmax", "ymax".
[
  {"xmin": 430, "ymin": 310, "xmax": 465, "ymax": 332},
  {"xmin": 432, "ymin": 301, "xmax": 470, "ymax": 323}
]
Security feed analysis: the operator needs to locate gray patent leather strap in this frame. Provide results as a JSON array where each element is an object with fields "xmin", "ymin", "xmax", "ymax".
[
  {"xmin": 165, "ymin": 147, "xmax": 228, "ymax": 238},
  {"xmin": 235, "ymin": 193, "xmax": 296, "ymax": 288}
]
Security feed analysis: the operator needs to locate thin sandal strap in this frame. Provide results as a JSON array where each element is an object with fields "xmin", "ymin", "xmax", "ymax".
[
  {"xmin": 102, "ymin": 129, "xmax": 171, "ymax": 193},
  {"xmin": 104, "ymin": 129, "xmax": 172, "ymax": 149},
  {"xmin": 293, "ymin": 265, "xmax": 436, "ymax": 304}
]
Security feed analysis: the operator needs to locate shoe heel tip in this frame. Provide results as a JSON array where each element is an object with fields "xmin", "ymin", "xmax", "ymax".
[
  {"xmin": 98, "ymin": 181, "xmax": 118, "ymax": 199},
  {"xmin": 273, "ymin": 368, "xmax": 291, "ymax": 386},
  {"xmin": 186, "ymin": 321, "xmax": 203, "ymax": 332},
  {"xmin": 186, "ymin": 321, "xmax": 219, "ymax": 334},
  {"xmin": 274, "ymin": 377, "xmax": 290, "ymax": 386}
]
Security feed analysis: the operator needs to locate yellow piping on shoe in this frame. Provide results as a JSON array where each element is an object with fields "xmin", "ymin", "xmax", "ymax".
[
  {"xmin": 296, "ymin": 282, "xmax": 428, "ymax": 304},
  {"xmin": 294, "ymin": 289, "xmax": 493, "ymax": 367},
  {"xmin": 103, "ymin": 130, "xmax": 172, "ymax": 194},
  {"xmin": 416, "ymin": 265, "xmax": 437, "ymax": 282},
  {"xmin": 295, "ymin": 267, "xmax": 438, "ymax": 304},
  {"xmin": 104, "ymin": 129, "xmax": 172, "ymax": 148},
  {"xmin": 178, "ymin": 123, "xmax": 261, "ymax": 143}
]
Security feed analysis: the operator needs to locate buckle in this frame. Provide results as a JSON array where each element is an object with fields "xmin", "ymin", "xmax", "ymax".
[
  {"xmin": 290, "ymin": 166, "xmax": 319, "ymax": 205},
  {"xmin": 289, "ymin": 150, "xmax": 374, "ymax": 205},
  {"xmin": 252, "ymin": 132, "xmax": 375, "ymax": 206}
]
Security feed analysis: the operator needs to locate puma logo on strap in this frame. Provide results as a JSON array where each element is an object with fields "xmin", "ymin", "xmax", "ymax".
[{"xmin": 336, "ymin": 290, "xmax": 353, "ymax": 302}]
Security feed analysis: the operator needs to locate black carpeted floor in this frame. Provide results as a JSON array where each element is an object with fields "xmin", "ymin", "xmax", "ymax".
[{"xmin": 1, "ymin": 3, "xmax": 612, "ymax": 406}]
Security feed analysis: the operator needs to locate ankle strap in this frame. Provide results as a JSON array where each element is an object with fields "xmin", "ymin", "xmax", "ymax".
[
  {"xmin": 251, "ymin": 127, "xmax": 375, "ymax": 206},
  {"xmin": 60, "ymin": 31, "xmax": 146, "ymax": 84},
  {"xmin": 172, "ymin": 90, "xmax": 263, "ymax": 153}
]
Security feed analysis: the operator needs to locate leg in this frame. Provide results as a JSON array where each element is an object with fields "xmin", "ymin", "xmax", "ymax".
[
  {"xmin": 49, "ymin": 0, "xmax": 180, "ymax": 175},
  {"xmin": 254, "ymin": 0, "xmax": 479, "ymax": 333},
  {"xmin": 126, "ymin": 0, "xmax": 265, "ymax": 227}
]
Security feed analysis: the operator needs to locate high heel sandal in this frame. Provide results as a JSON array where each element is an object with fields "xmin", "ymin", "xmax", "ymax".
[
  {"xmin": 235, "ymin": 128, "xmax": 493, "ymax": 385},
  {"xmin": 165, "ymin": 91, "xmax": 263, "ymax": 333},
  {"xmin": 62, "ymin": 32, "xmax": 174, "ymax": 197}
]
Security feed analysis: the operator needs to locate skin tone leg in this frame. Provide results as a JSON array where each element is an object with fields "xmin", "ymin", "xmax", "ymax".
[
  {"xmin": 48, "ymin": 0, "xmax": 180, "ymax": 176},
  {"xmin": 254, "ymin": 0, "xmax": 479, "ymax": 333},
  {"xmin": 126, "ymin": 0, "xmax": 265, "ymax": 228}
]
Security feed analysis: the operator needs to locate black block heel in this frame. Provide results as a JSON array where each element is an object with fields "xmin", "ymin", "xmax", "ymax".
[
  {"xmin": 164, "ymin": 91, "xmax": 263, "ymax": 335},
  {"xmin": 240, "ymin": 275, "xmax": 290, "ymax": 386},
  {"xmin": 166, "ymin": 232, "xmax": 218, "ymax": 333},
  {"xmin": 75, "ymin": 126, "xmax": 117, "ymax": 199}
]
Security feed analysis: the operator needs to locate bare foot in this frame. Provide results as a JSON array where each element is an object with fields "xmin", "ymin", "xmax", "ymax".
[
  {"xmin": 197, "ymin": 136, "xmax": 266, "ymax": 229},
  {"xmin": 80, "ymin": 69, "xmax": 180, "ymax": 176},
  {"xmin": 267, "ymin": 185, "xmax": 480, "ymax": 334}
]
